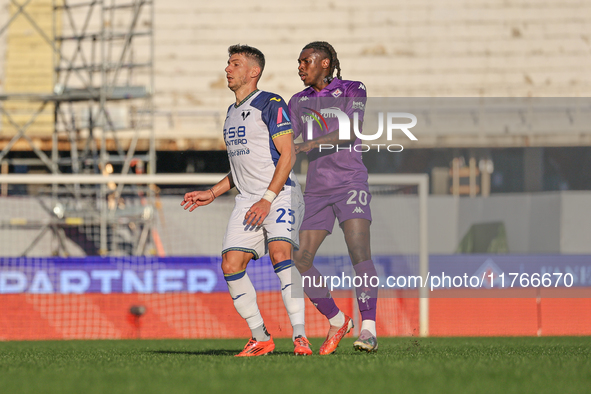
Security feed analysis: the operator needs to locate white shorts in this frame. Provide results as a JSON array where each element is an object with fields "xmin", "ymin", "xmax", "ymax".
[{"xmin": 222, "ymin": 185, "xmax": 304, "ymax": 260}]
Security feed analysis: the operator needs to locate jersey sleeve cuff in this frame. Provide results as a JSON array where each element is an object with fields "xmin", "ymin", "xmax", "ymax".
[{"xmin": 271, "ymin": 129, "xmax": 293, "ymax": 139}]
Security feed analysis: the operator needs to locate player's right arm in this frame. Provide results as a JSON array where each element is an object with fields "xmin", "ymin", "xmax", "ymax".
[
  {"xmin": 294, "ymin": 126, "xmax": 356, "ymax": 153},
  {"xmin": 181, "ymin": 173, "xmax": 235, "ymax": 212}
]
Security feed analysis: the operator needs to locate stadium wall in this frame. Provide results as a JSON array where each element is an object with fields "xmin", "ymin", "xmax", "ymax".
[
  {"xmin": 3, "ymin": 291, "xmax": 591, "ymax": 340},
  {"xmin": 148, "ymin": 0, "xmax": 591, "ymax": 143},
  {"xmin": 170, "ymin": 191, "xmax": 591, "ymax": 255},
  {"xmin": 3, "ymin": 0, "xmax": 589, "ymax": 142},
  {"xmin": 1, "ymin": 191, "xmax": 591, "ymax": 256}
]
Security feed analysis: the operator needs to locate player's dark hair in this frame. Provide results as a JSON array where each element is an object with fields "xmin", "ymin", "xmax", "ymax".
[
  {"xmin": 302, "ymin": 41, "xmax": 342, "ymax": 81},
  {"xmin": 228, "ymin": 44, "xmax": 265, "ymax": 73}
]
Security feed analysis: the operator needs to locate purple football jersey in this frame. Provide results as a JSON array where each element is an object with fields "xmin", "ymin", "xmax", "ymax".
[{"xmin": 288, "ymin": 79, "xmax": 368, "ymax": 196}]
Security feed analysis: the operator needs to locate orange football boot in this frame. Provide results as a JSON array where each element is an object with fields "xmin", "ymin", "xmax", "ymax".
[
  {"xmin": 319, "ymin": 315, "xmax": 353, "ymax": 355},
  {"xmin": 235, "ymin": 336, "xmax": 275, "ymax": 357},
  {"xmin": 293, "ymin": 336, "xmax": 313, "ymax": 356}
]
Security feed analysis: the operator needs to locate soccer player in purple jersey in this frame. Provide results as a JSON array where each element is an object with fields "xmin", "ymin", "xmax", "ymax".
[{"xmin": 288, "ymin": 41, "xmax": 379, "ymax": 353}]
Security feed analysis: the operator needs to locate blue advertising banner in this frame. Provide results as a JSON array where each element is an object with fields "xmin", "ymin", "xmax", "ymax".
[{"xmin": 1, "ymin": 255, "xmax": 590, "ymax": 294}]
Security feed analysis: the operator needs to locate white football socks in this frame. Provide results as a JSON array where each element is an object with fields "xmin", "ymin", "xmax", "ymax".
[
  {"xmin": 361, "ymin": 320, "xmax": 377, "ymax": 337},
  {"xmin": 274, "ymin": 260, "xmax": 306, "ymax": 340},
  {"xmin": 225, "ymin": 271, "xmax": 269, "ymax": 341},
  {"xmin": 328, "ymin": 313, "xmax": 377, "ymax": 337},
  {"xmin": 328, "ymin": 311, "xmax": 346, "ymax": 327}
]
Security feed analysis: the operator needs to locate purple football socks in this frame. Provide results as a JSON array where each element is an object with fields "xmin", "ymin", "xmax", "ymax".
[
  {"xmin": 353, "ymin": 259, "xmax": 378, "ymax": 321},
  {"xmin": 301, "ymin": 265, "xmax": 340, "ymax": 319}
]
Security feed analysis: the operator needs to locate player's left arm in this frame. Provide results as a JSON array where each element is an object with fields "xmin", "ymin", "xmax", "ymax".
[
  {"xmin": 181, "ymin": 172, "xmax": 234, "ymax": 212},
  {"xmin": 294, "ymin": 125, "xmax": 356, "ymax": 153}
]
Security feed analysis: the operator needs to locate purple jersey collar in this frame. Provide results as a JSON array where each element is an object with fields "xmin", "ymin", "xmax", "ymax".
[{"xmin": 302, "ymin": 78, "xmax": 343, "ymax": 97}]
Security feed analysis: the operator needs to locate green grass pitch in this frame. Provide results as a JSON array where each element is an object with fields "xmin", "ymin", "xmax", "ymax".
[{"xmin": 1, "ymin": 337, "xmax": 590, "ymax": 394}]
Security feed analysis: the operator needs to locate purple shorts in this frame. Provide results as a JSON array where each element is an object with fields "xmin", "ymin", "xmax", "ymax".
[{"xmin": 301, "ymin": 187, "xmax": 372, "ymax": 234}]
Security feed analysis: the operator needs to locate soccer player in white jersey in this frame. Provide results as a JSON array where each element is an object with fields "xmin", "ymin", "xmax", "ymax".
[{"xmin": 181, "ymin": 45, "xmax": 310, "ymax": 356}]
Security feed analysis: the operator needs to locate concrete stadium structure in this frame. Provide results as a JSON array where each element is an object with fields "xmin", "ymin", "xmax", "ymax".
[{"xmin": 1, "ymin": 0, "xmax": 590, "ymax": 148}]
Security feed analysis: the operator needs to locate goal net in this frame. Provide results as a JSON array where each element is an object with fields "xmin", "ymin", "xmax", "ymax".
[{"xmin": 0, "ymin": 173, "xmax": 428, "ymax": 340}]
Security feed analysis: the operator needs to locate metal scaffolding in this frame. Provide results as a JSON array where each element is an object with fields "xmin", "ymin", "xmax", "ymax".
[{"xmin": 0, "ymin": 0, "xmax": 156, "ymax": 256}]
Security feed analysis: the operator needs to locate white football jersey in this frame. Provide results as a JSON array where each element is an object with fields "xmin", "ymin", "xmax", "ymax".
[{"xmin": 224, "ymin": 90, "xmax": 297, "ymax": 198}]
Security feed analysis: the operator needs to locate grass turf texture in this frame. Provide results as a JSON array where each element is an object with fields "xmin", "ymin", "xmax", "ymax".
[{"xmin": 1, "ymin": 337, "xmax": 590, "ymax": 394}]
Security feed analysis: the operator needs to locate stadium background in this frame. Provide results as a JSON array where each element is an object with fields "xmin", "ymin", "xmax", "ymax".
[{"xmin": 0, "ymin": 0, "xmax": 590, "ymax": 341}]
